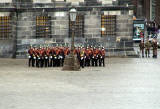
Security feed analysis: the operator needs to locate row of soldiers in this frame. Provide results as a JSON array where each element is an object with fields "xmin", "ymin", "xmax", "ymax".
[
  {"xmin": 139, "ymin": 38, "xmax": 158, "ymax": 58},
  {"xmin": 28, "ymin": 46, "xmax": 106, "ymax": 68}
]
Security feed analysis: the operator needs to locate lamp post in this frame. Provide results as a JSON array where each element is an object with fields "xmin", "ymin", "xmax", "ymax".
[
  {"xmin": 70, "ymin": 8, "xmax": 76, "ymax": 56},
  {"xmin": 62, "ymin": 8, "xmax": 80, "ymax": 71}
]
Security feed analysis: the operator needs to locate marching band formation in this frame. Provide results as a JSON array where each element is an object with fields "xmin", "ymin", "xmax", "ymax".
[{"xmin": 28, "ymin": 46, "xmax": 106, "ymax": 68}]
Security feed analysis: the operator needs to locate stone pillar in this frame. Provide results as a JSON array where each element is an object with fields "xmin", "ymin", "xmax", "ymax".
[
  {"xmin": 0, "ymin": 12, "xmax": 17, "ymax": 58},
  {"xmin": 16, "ymin": 12, "xmax": 35, "ymax": 58},
  {"xmin": 116, "ymin": 14, "xmax": 134, "ymax": 57},
  {"xmin": 84, "ymin": 13, "xmax": 101, "ymax": 46},
  {"xmin": 51, "ymin": 11, "xmax": 69, "ymax": 46}
]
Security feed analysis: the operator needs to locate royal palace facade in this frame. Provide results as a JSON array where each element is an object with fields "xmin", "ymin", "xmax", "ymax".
[{"xmin": 0, "ymin": 0, "xmax": 136, "ymax": 58}]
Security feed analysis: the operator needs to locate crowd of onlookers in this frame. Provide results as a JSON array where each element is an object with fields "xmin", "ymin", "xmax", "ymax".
[
  {"xmin": 139, "ymin": 25, "xmax": 160, "ymax": 58},
  {"xmin": 139, "ymin": 38, "xmax": 158, "ymax": 58}
]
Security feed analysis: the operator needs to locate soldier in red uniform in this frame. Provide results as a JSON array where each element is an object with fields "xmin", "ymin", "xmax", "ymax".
[
  {"xmin": 39, "ymin": 46, "xmax": 45, "ymax": 67},
  {"xmin": 44, "ymin": 46, "xmax": 50, "ymax": 67},
  {"xmin": 55, "ymin": 47, "xmax": 60, "ymax": 67},
  {"xmin": 28, "ymin": 45, "xmax": 34, "ymax": 67},
  {"xmin": 88, "ymin": 46, "xmax": 93, "ymax": 67},
  {"xmin": 50, "ymin": 46, "xmax": 55, "ymax": 67},
  {"xmin": 34, "ymin": 47, "xmax": 40, "ymax": 67},
  {"xmin": 92, "ymin": 47, "xmax": 99, "ymax": 66},
  {"xmin": 64, "ymin": 47, "xmax": 70, "ymax": 56},
  {"xmin": 100, "ymin": 47, "xmax": 105, "ymax": 67},
  {"xmin": 90, "ymin": 46, "xmax": 94, "ymax": 66},
  {"xmin": 59, "ymin": 46, "xmax": 65, "ymax": 66},
  {"xmin": 85, "ymin": 47, "xmax": 91, "ymax": 66},
  {"xmin": 97, "ymin": 47, "xmax": 102, "ymax": 66}
]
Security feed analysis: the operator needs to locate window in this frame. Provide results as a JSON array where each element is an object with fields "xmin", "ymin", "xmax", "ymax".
[
  {"xmin": 0, "ymin": 16, "xmax": 11, "ymax": 39},
  {"xmin": 36, "ymin": 16, "xmax": 51, "ymax": 38},
  {"xmin": 69, "ymin": 14, "xmax": 84, "ymax": 37},
  {"xmin": 101, "ymin": 15, "xmax": 116, "ymax": 37}
]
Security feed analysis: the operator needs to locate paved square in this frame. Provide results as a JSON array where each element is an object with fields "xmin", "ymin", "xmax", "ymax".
[{"xmin": 0, "ymin": 58, "xmax": 160, "ymax": 109}]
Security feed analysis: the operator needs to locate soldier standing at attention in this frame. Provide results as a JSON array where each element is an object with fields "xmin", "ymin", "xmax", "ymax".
[
  {"xmin": 44, "ymin": 46, "xmax": 50, "ymax": 67},
  {"xmin": 80, "ymin": 47, "xmax": 85, "ymax": 68},
  {"xmin": 101, "ymin": 47, "xmax": 106, "ymax": 67},
  {"xmin": 28, "ymin": 45, "xmax": 33, "ymax": 67},
  {"xmin": 34, "ymin": 47, "xmax": 40, "ymax": 68},
  {"xmin": 145, "ymin": 39, "xmax": 151, "ymax": 58},
  {"xmin": 85, "ymin": 47, "xmax": 90, "ymax": 66},
  {"xmin": 139, "ymin": 40, "xmax": 145, "ymax": 58}
]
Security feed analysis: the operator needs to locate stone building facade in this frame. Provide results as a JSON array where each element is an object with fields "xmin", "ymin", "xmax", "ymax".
[
  {"xmin": 155, "ymin": 0, "xmax": 160, "ymax": 25},
  {"xmin": 0, "ymin": 0, "xmax": 136, "ymax": 58}
]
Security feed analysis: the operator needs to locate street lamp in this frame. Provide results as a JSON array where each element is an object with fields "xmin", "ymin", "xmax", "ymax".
[
  {"xmin": 69, "ymin": 8, "xmax": 77, "ymax": 54},
  {"xmin": 62, "ymin": 8, "xmax": 80, "ymax": 71}
]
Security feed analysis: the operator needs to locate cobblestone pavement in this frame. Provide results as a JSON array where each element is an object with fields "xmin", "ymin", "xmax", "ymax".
[{"xmin": 0, "ymin": 57, "xmax": 160, "ymax": 109}]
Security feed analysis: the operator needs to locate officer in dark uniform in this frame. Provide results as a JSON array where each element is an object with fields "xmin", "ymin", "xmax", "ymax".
[
  {"xmin": 139, "ymin": 40, "xmax": 145, "ymax": 57},
  {"xmin": 145, "ymin": 39, "xmax": 151, "ymax": 58},
  {"xmin": 152, "ymin": 39, "xmax": 158, "ymax": 58}
]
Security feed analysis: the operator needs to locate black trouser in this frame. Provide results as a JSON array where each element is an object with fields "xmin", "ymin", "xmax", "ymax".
[
  {"xmin": 140, "ymin": 49, "xmax": 144, "ymax": 57},
  {"xmin": 28, "ymin": 56, "xmax": 32, "ymax": 67},
  {"xmin": 85, "ymin": 58, "xmax": 90, "ymax": 66},
  {"xmin": 92, "ymin": 58, "xmax": 94, "ymax": 66},
  {"xmin": 49, "ymin": 57, "xmax": 53, "ymax": 67},
  {"xmin": 80, "ymin": 58, "xmax": 84, "ymax": 68},
  {"xmin": 60, "ymin": 58, "xmax": 64, "ymax": 66},
  {"xmin": 40, "ymin": 58, "xmax": 44, "ymax": 68},
  {"xmin": 153, "ymin": 49, "xmax": 157, "ymax": 58},
  {"xmin": 99, "ymin": 58, "xmax": 102, "ymax": 66},
  {"xmin": 44, "ymin": 57, "xmax": 49, "ymax": 67},
  {"xmin": 94, "ymin": 58, "xmax": 98, "ymax": 66},
  {"xmin": 101, "ymin": 58, "xmax": 105, "ymax": 67},
  {"xmin": 62, "ymin": 58, "xmax": 64, "ymax": 66},
  {"xmin": 53, "ymin": 58, "xmax": 57, "ymax": 67},
  {"xmin": 32, "ymin": 57, "xmax": 35, "ymax": 67},
  {"xmin": 57, "ymin": 59, "xmax": 60, "ymax": 67},
  {"xmin": 36, "ymin": 58, "xmax": 40, "ymax": 67}
]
